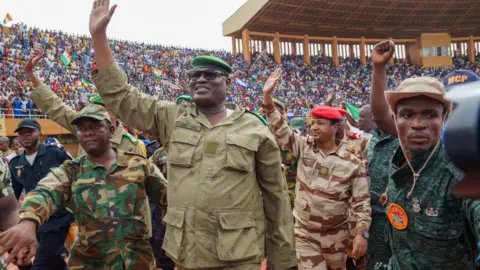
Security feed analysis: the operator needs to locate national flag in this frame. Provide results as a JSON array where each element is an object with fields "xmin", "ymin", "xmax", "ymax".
[
  {"xmin": 81, "ymin": 78, "xmax": 91, "ymax": 88},
  {"xmin": 3, "ymin": 13, "xmax": 12, "ymax": 25},
  {"xmin": 152, "ymin": 67, "xmax": 162, "ymax": 79},
  {"xmin": 345, "ymin": 103, "xmax": 360, "ymax": 122},
  {"xmin": 60, "ymin": 49, "xmax": 71, "ymax": 66},
  {"xmin": 235, "ymin": 79, "xmax": 247, "ymax": 92}
]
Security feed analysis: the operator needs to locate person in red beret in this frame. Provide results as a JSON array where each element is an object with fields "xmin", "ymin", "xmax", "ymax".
[{"xmin": 263, "ymin": 68, "xmax": 371, "ymax": 270}]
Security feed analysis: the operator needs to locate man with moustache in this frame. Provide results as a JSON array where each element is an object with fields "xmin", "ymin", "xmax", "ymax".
[{"xmin": 8, "ymin": 118, "xmax": 73, "ymax": 270}]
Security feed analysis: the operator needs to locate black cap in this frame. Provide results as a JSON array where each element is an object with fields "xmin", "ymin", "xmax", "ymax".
[{"xmin": 15, "ymin": 118, "xmax": 41, "ymax": 133}]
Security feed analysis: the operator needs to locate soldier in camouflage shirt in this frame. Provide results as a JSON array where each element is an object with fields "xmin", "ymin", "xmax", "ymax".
[
  {"xmin": 371, "ymin": 40, "xmax": 480, "ymax": 270},
  {"xmin": 0, "ymin": 156, "xmax": 17, "ymax": 270},
  {"xmin": 0, "ymin": 104, "xmax": 168, "ymax": 270}
]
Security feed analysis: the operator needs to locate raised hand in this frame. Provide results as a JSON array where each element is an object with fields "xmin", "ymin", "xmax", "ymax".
[
  {"xmin": 263, "ymin": 68, "xmax": 282, "ymax": 96},
  {"xmin": 0, "ymin": 221, "xmax": 38, "ymax": 267},
  {"xmin": 24, "ymin": 48, "xmax": 43, "ymax": 75},
  {"xmin": 372, "ymin": 40, "xmax": 395, "ymax": 66},
  {"xmin": 89, "ymin": 0, "xmax": 117, "ymax": 37}
]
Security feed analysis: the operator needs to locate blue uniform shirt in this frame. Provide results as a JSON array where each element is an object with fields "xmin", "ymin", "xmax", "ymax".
[{"xmin": 10, "ymin": 143, "xmax": 74, "ymax": 232}]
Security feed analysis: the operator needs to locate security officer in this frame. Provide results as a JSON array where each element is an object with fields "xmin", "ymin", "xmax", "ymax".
[
  {"xmin": 9, "ymin": 118, "xmax": 73, "ymax": 270},
  {"xmin": 89, "ymin": 2, "xmax": 296, "ymax": 269},
  {"xmin": 263, "ymin": 68, "xmax": 371, "ymax": 269},
  {"xmin": 24, "ymin": 48, "xmax": 145, "ymax": 157}
]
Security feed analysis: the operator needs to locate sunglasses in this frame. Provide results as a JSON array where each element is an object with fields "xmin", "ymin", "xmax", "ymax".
[{"xmin": 188, "ymin": 70, "xmax": 228, "ymax": 81}]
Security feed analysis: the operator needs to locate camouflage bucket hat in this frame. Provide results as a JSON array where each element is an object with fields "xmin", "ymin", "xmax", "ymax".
[{"xmin": 71, "ymin": 104, "xmax": 112, "ymax": 125}]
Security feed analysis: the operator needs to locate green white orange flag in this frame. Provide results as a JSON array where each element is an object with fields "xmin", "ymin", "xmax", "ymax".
[
  {"xmin": 60, "ymin": 49, "xmax": 71, "ymax": 66},
  {"xmin": 3, "ymin": 13, "xmax": 12, "ymax": 25},
  {"xmin": 152, "ymin": 67, "xmax": 162, "ymax": 79}
]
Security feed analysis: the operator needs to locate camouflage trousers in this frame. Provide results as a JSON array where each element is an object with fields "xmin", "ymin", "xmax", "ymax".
[
  {"xmin": 176, "ymin": 263, "xmax": 260, "ymax": 270},
  {"xmin": 295, "ymin": 221, "xmax": 349, "ymax": 270}
]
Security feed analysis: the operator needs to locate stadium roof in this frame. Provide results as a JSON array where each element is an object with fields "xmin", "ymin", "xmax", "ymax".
[{"xmin": 223, "ymin": 0, "xmax": 480, "ymax": 39}]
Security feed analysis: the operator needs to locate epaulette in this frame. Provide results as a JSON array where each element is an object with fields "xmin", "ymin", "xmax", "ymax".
[
  {"xmin": 245, "ymin": 110, "xmax": 268, "ymax": 126},
  {"xmin": 349, "ymin": 132, "xmax": 361, "ymax": 140},
  {"xmin": 122, "ymin": 131, "xmax": 139, "ymax": 144},
  {"xmin": 175, "ymin": 95, "xmax": 192, "ymax": 104}
]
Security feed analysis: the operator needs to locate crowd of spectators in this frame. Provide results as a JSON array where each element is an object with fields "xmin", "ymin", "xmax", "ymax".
[{"xmin": 0, "ymin": 23, "xmax": 479, "ymax": 117}]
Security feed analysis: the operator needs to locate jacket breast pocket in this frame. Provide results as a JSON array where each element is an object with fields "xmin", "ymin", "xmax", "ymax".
[
  {"xmin": 162, "ymin": 207, "xmax": 186, "ymax": 260},
  {"xmin": 168, "ymin": 130, "xmax": 200, "ymax": 168},
  {"xmin": 226, "ymin": 134, "xmax": 258, "ymax": 172},
  {"xmin": 216, "ymin": 210, "xmax": 261, "ymax": 262},
  {"xmin": 72, "ymin": 178, "xmax": 108, "ymax": 220}
]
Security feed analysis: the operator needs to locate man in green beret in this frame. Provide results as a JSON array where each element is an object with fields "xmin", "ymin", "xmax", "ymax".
[
  {"xmin": 24, "ymin": 48, "xmax": 145, "ymax": 158},
  {"xmin": 86, "ymin": 2, "xmax": 296, "ymax": 270}
]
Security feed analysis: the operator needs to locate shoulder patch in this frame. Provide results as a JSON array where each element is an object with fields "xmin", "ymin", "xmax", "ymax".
[
  {"xmin": 245, "ymin": 110, "xmax": 268, "ymax": 126},
  {"xmin": 122, "ymin": 131, "xmax": 139, "ymax": 144},
  {"xmin": 349, "ymin": 132, "xmax": 361, "ymax": 140}
]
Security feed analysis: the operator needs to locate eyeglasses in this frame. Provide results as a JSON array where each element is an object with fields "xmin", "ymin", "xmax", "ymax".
[{"xmin": 188, "ymin": 70, "xmax": 228, "ymax": 81}]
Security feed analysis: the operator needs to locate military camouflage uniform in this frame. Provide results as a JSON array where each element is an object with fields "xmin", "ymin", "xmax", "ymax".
[
  {"xmin": 385, "ymin": 146, "xmax": 480, "ymax": 270},
  {"xmin": 0, "ymin": 149, "xmax": 14, "ymax": 158},
  {"xmin": 266, "ymin": 109, "xmax": 371, "ymax": 270},
  {"xmin": 280, "ymin": 145, "xmax": 298, "ymax": 210},
  {"xmin": 149, "ymin": 147, "xmax": 168, "ymax": 176},
  {"xmin": 18, "ymin": 149, "xmax": 168, "ymax": 270},
  {"xmin": 364, "ymin": 128, "xmax": 398, "ymax": 270},
  {"xmin": 31, "ymin": 82, "xmax": 144, "ymax": 157},
  {"xmin": 91, "ymin": 63, "xmax": 296, "ymax": 270},
  {"xmin": 0, "ymin": 157, "xmax": 13, "ymax": 269}
]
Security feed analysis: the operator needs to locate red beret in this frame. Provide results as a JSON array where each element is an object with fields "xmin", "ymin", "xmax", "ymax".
[{"xmin": 311, "ymin": 106, "xmax": 347, "ymax": 120}]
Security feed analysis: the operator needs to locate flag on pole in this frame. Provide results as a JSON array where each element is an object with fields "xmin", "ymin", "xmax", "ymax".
[
  {"xmin": 345, "ymin": 103, "xmax": 360, "ymax": 122},
  {"xmin": 152, "ymin": 67, "xmax": 162, "ymax": 79},
  {"xmin": 60, "ymin": 49, "xmax": 71, "ymax": 66},
  {"xmin": 235, "ymin": 79, "xmax": 247, "ymax": 92},
  {"xmin": 2, "ymin": 13, "xmax": 12, "ymax": 25}
]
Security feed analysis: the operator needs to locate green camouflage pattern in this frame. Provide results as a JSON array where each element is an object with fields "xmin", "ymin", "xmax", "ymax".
[
  {"xmin": 280, "ymin": 146, "xmax": 297, "ymax": 209},
  {"xmin": 18, "ymin": 150, "xmax": 168, "ymax": 270},
  {"xmin": 365, "ymin": 128, "xmax": 398, "ymax": 270},
  {"xmin": 385, "ymin": 146, "xmax": 480, "ymax": 270},
  {"xmin": 149, "ymin": 147, "xmax": 168, "ymax": 177},
  {"xmin": 71, "ymin": 104, "xmax": 111, "ymax": 125},
  {"xmin": 0, "ymin": 157, "xmax": 13, "ymax": 198}
]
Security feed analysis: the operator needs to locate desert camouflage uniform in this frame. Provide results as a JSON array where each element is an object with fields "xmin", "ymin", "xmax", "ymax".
[
  {"xmin": 0, "ymin": 158, "xmax": 12, "ymax": 270},
  {"xmin": 31, "ymin": 82, "xmax": 144, "ymax": 157},
  {"xmin": 91, "ymin": 63, "xmax": 296, "ymax": 270},
  {"xmin": 18, "ymin": 150, "xmax": 168, "ymax": 270},
  {"xmin": 385, "ymin": 146, "xmax": 480, "ymax": 270},
  {"xmin": 266, "ymin": 109, "xmax": 371, "ymax": 270}
]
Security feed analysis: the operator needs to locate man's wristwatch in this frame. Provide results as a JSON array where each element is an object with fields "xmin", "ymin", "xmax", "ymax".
[{"xmin": 359, "ymin": 231, "xmax": 369, "ymax": 239}]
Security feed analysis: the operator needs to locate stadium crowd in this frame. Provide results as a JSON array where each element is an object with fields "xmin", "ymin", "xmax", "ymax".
[{"xmin": 0, "ymin": 23, "xmax": 479, "ymax": 118}]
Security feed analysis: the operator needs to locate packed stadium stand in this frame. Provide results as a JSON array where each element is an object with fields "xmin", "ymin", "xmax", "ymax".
[{"xmin": 0, "ymin": 23, "xmax": 479, "ymax": 121}]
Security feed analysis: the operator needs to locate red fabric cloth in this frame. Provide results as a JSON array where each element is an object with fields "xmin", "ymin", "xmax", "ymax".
[{"xmin": 310, "ymin": 106, "xmax": 347, "ymax": 120}]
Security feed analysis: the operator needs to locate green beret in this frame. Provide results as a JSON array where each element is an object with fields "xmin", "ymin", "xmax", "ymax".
[
  {"xmin": 89, "ymin": 94, "xmax": 105, "ymax": 106},
  {"xmin": 290, "ymin": 118, "xmax": 307, "ymax": 130},
  {"xmin": 191, "ymin": 56, "xmax": 232, "ymax": 75},
  {"xmin": 175, "ymin": 95, "xmax": 192, "ymax": 104},
  {"xmin": 273, "ymin": 98, "xmax": 284, "ymax": 109}
]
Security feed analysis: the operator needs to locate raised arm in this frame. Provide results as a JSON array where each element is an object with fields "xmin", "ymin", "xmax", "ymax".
[
  {"xmin": 256, "ymin": 126, "xmax": 296, "ymax": 269},
  {"xmin": 263, "ymin": 68, "xmax": 304, "ymax": 157},
  {"xmin": 88, "ymin": 0, "xmax": 176, "ymax": 145},
  {"xmin": 24, "ymin": 49, "xmax": 78, "ymax": 133},
  {"xmin": 0, "ymin": 163, "xmax": 73, "ymax": 266},
  {"xmin": 371, "ymin": 40, "xmax": 398, "ymax": 137}
]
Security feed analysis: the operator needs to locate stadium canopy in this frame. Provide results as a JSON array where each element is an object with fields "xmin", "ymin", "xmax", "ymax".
[{"xmin": 223, "ymin": 0, "xmax": 480, "ymax": 39}]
